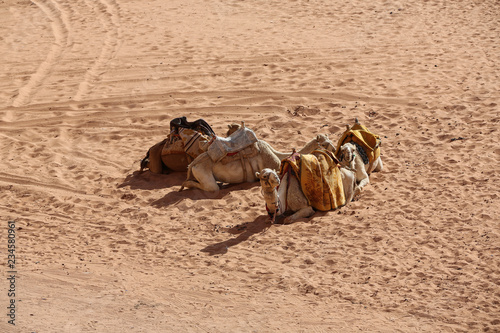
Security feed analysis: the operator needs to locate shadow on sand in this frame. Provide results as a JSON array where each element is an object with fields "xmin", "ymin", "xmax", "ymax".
[
  {"xmin": 200, "ymin": 210, "xmax": 321, "ymax": 256},
  {"xmin": 118, "ymin": 170, "xmax": 186, "ymax": 190},
  {"xmin": 150, "ymin": 181, "xmax": 260, "ymax": 208},
  {"xmin": 201, "ymin": 214, "xmax": 271, "ymax": 255}
]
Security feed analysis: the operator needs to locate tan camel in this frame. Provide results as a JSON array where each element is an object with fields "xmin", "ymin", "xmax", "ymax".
[
  {"xmin": 179, "ymin": 134, "xmax": 335, "ymax": 192},
  {"xmin": 256, "ymin": 166, "xmax": 357, "ymax": 224}
]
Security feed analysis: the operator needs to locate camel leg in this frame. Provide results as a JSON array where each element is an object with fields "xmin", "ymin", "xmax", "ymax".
[
  {"xmin": 341, "ymin": 168, "xmax": 356, "ymax": 204},
  {"xmin": 371, "ymin": 157, "xmax": 383, "ymax": 173},
  {"xmin": 180, "ymin": 179, "xmax": 219, "ymax": 192},
  {"xmin": 356, "ymin": 166, "xmax": 370, "ymax": 192},
  {"xmin": 180, "ymin": 164, "xmax": 220, "ymax": 192},
  {"xmin": 284, "ymin": 206, "xmax": 315, "ymax": 224}
]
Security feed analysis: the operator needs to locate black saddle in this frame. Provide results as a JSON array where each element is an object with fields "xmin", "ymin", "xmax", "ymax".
[{"xmin": 169, "ymin": 116, "xmax": 216, "ymax": 137}]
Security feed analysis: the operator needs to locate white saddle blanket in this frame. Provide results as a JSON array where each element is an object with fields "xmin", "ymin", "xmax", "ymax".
[{"xmin": 207, "ymin": 126, "xmax": 258, "ymax": 162}]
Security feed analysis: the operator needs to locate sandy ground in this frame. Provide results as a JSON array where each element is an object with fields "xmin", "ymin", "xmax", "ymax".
[{"xmin": 1, "ymin": 0, "xmax": 499, "ymax": 332}]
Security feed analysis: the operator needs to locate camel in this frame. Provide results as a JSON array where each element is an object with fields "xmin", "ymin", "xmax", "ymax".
[
  {"xmin": 337, "ymin": 142, "xmax": 371, "ymax": 192},
  {"xmin": 256, "ymin": 165, "xmax": 357, "ymax": 224},
  {"xmin": 334, "ymin": 119, "xmax": 383, "ymax": 193},
  {"xmin": 336, "ymin": 119, "xmax": 383, "ymax": 175},
  {"xmin": 179, "ymin": 133, "xmax": 336, "ymax": 192}
]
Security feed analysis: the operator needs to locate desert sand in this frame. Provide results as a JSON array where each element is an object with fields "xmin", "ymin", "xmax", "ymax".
[{"xmin": 0, "ymin": 0, "xmax": 499, "ymax": 332}]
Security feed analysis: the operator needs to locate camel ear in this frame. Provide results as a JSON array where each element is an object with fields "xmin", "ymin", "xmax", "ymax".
[
  {"xmin": 255, "ymin": 172, "xmax": 261, "ymax": 179},
  {"xmin": 228, "ymin": 124, "xmax": 232, "ymax": 129}
]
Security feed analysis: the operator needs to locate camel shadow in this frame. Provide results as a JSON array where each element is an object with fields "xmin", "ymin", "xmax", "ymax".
[
  {"xmin": 118, "ymin": 170, "xmax": 185, "ymax": 190},
  {"xmin": 201, "ymin": 215, "xmax": 271, "ymax": 256},
  {"xmin": 151, "ymin": 181, "xmax": 260, "ymax": 208}
]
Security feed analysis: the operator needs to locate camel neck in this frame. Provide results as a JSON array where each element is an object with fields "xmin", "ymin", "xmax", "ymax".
[
  {"xmin": 262, "ymin": 187, "xmax": 280, "ymax": 214},
  {"xmin": 297, "ymin": 138, "xmax": 317, "ymax": 154}
]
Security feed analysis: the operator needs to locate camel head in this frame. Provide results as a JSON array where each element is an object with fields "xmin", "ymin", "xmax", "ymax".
[
  {"xmin": 316, "ymin": 134, "xmax": 335, "ymax": 152},
  {"xmin": 255, "ymin": 168, "xmax": 280, "ymax": 190},
  {"xmin": 338, "ymin": 144, "xmax": 355, "ymax": 168},
  {"xmin": 227, "ymin": 123, "xmax": 240, "ymax": 136},
  {"xmin": 226, "ymin": 121, "xmax": 246, "ymax": 137}
]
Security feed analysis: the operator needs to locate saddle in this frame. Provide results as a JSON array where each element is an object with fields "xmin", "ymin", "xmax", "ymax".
[
  {"xmin": 218, "ymin": 142, "xmax": 260, "ymax": 165},
  {"xmin": 141, "ymin": 117, "xmax": 216, "ymax": 174},
  {"xmin": 170, "ymin": 116, "xmax": 216, "ymax": 137},
  {"xmin": 280, "ymin": 149, "xmax": 345, "ymax": 211},
  {"xmin": 206, "ymin": 123, "xmax": 258, "ymax": 162}
]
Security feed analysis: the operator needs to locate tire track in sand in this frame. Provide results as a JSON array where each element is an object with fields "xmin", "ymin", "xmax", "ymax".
[
  {"xmin": 12, "ymin": 0, "xmax": 70, "ymax": 107},
  {"xmin": 74, "ymin": 0, "xmax": 122, "ymax": 101},
  {"xmin": 52, "ymin": 0, "xmax": 76, "ymax": 48}
]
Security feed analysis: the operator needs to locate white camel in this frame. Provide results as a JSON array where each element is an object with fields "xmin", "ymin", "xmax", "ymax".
[
  {"xmin": 337, "ymin": 143, "xmax": 371, "ymax": 192},
  {"xmin": 256, "ymin": 166, "xmax": 357, "ymax": 224},
  {"xmin": 336, "ymin": 140, "xmax": 383, "ymax": 193},
  {"xmin": 179, "ymin": 134, "xmax": 335, "ymax": 192}
]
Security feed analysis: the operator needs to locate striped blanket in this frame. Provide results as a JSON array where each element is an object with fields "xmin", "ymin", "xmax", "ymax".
[{"xmin": 162, "ymin": 128, "xmax": 211, "ymax": 159}]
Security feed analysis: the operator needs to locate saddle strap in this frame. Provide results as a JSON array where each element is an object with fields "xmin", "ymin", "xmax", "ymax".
[{"xmin": 184, "ymin": 131, "xmax": 202, "ymax": 154}]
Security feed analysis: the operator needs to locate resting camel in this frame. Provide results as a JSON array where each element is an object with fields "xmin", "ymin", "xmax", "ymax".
[
  {"xmin": 335, "ymin": 123, "xmax": 383, "ymax": 193},
  {"xmin": 339, "ymin": 140, "xmax": 383, "ymax": 175},
  {"xmin": 256, "ymin": 166, "xmax": 357, "ymax": 224},
  {"xmin": 336, "ymin": 119, "xmax": 383, "ymax": 175},
  {"xmin": 337, "ymin": 143, "xmax": 371, "ymax": 192},
  {"xmin": 179, "ymin": 134, "xmax": 335, "ymax": 192}
]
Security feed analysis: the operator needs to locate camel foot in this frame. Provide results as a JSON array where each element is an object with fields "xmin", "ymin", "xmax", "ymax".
[
  {"xmin": 269, "ymin": 212, "xmax": 277, "ymax": 224},
  {"xmin": 285, "ymin": 206, "xmax": 315, "ymax": 224},
  {"xmin": 179, "ymin": 181, "xmax": 191, "ymax": 192}
]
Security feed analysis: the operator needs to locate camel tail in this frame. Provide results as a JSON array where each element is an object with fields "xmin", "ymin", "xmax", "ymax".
[{"xmin": 140, "ymin": 151, "xmax": 150, "ymax": 172}]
